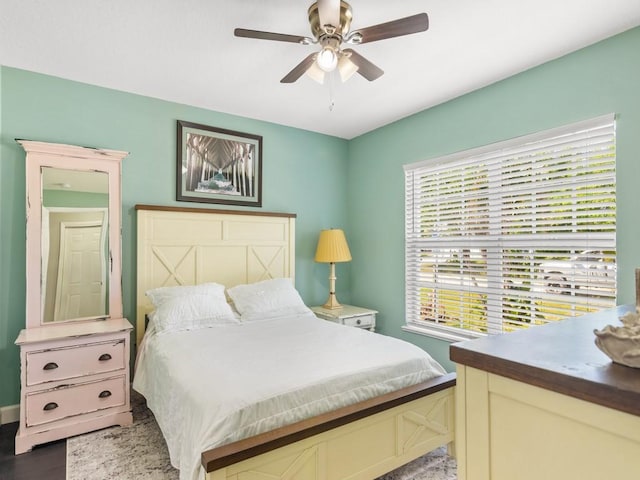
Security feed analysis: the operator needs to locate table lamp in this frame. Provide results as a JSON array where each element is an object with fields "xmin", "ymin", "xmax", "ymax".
[{"xmin": 314, "ymin": 228, "xmax": 352, "ymax": 309}]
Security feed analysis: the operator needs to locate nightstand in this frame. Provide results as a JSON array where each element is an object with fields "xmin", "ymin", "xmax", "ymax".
[{"xmin": 311, "ymin": 305, "xmax": 377, "ymax": 331}]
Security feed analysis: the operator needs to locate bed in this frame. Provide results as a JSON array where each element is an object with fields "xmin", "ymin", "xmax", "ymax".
[{"xmin": 133, "ymin": 204, "xmax": 456, "ymax": 480}]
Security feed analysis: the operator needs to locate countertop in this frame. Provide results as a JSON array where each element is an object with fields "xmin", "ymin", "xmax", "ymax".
[{"xmin": 450, "ymin": 304, "xmax": 640, "ymax": 416}]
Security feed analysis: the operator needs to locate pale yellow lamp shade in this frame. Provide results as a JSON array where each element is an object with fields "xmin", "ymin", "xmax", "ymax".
[{"xmin": 314, "ymin": 229, "xmax": 352, "ymax": 263}]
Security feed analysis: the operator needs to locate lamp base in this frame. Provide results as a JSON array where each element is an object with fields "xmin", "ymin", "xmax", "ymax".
[{"xmin": 322, "ymin": 293, "xmax": 343, "ymax": 310}]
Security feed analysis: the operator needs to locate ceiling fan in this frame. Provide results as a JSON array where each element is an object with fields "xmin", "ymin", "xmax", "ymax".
[{"xmin": 234, "ymin": 0, "xmax": 429, "ymax": 84}]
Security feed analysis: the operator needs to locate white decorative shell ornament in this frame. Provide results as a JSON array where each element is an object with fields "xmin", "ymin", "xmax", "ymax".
[{"xmin": 594, "ymin": 310, "xmax": 640, "ymax": 368}]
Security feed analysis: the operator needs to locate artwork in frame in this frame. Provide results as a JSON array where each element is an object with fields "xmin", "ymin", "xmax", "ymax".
[{"xmin": 177, "ymin": 120, "xmax": 263, "ymax": 207}]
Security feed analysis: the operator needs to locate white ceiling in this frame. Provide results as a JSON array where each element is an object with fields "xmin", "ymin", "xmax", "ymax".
[{"xmin": 1, "ymin": 0, "xmax": 640, "ymax": 139}]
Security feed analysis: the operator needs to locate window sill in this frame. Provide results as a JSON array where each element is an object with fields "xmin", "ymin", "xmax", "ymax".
[{"xmin": 402, "ymin": 323, "xmax": 485, "ymax": 343}]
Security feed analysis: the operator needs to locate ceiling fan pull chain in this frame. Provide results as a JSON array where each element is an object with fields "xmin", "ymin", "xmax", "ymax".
[{"xmin": 328, "ymin": 70, "xmax": 336, "ymax": 111}]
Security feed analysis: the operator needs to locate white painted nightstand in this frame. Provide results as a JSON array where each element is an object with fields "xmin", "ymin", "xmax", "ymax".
[{"xmin": 311, "ymin": 305, "xmax": 378, "ymax": 332}]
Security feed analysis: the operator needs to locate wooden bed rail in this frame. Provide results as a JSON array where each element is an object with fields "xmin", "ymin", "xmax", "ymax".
[{"xmin": 201, "ymin": 372, "xmax": 456, "ymax": 472}]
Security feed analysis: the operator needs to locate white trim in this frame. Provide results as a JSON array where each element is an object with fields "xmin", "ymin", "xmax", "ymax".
[
  {"xmin": 1, "ymin": 404, "xmax": 20, "ymax": 425},
  {"xmin": 403, "ymin": 323, "xmax": 485, "ymax": 343},
  {"xmin": 403, "ymin": 113, "xmax": 615, "ymax": 172},
  {"xmin": 404, "ymin": 114, "xmax": 617, "ymax": 336}
]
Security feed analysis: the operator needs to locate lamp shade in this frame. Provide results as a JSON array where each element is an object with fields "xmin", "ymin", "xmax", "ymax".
[{"xmin": 314, "ymin": 229, "xmax": 352, "ymax": 263}]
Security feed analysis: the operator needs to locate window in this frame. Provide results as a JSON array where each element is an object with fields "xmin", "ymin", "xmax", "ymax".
[{"xmin": 404, "ymin": 115, "xmax": 616, "ymax": 341}]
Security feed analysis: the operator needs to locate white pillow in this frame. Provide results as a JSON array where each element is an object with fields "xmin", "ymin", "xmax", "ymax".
[
  {"xmin": 227, "ymin": 278, "xmax": 311, "ymax": 321},
  {"xmin": 146, "ymin": 282, "xmax": 226, "ymax": 308},
  {"xmin": 149, "ymin": 294, "xmax": 239, "ymax": 334}
]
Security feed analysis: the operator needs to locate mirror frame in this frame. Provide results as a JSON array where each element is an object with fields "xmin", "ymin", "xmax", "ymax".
[{"xmin": 19, "ymin": 140, "xmax": 127, "ymax": 329}]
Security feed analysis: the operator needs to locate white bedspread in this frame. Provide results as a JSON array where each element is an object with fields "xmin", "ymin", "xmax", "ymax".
[{"xmin": 133, "ymin": 312, "xmax": 446, "ymax": 480}]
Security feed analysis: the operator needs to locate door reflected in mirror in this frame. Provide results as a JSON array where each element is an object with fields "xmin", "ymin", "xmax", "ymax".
[{"xmin": 41, "ymin": 167, "xmax": 109, "ymax": 323}]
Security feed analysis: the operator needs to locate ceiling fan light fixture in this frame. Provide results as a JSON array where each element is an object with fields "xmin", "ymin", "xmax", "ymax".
[
  {"xmin": 337, "ymin": 56, "xmax": 357, "ymax": 82},
  {"xmin": 317, "ymin": 46, "xmax": 338, "ymax": 72},
  {"xmin": 306, "ymin": 62, "xmax": 326, "ymax": 84},
  {"xmin": 236, "ymin": 2, "xmax": 430, "ymax": 85}
]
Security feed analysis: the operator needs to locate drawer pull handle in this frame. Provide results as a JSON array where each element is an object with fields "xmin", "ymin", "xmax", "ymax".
[
  {"xmin": 356, "ymin": 319, "xmax": 362, "ymax": 325},
  {"xmin": 43, "ymin": 402, "xmax": 58, "ymax": 411},
  {"xmin": 43, "ymin": 362, "xmax": 59, "ymax": 370},
  {"xmin": 99, "ymin": 390, "xmax": 112, "ymax": 399},
  {"xmin": 98, "ymin": 353, "xmax": 112, "ymax": 361}
]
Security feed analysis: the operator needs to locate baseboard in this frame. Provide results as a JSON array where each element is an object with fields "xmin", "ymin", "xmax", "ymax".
[{"xmin": 0, "ymin": 404, "xmax": 19, "ymax": 425}]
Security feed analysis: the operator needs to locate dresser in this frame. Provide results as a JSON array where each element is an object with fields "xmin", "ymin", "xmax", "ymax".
[
  {"xmin": 14, "ymin": 319, "xmax": 132, "ymax": 453},
  {"xmin": 450, "ymin": 305, "xmax": 640, "ymax": 480},
  {"xmin": 311, "ymin": 304, "xmax": 377, "ymax": 331},
  {"xmin": 14, "ymin": 141, "xmax": 133, "ymax": 454}
]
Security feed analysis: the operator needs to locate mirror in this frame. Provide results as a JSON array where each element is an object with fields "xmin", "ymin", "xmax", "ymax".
[
  {"xmin": 20, "ymin": 139, "xmax": 127, "ymax": 329},
  {"xmin": 41, "ymin": 167, "xmax": 109, "ymax": 323}
]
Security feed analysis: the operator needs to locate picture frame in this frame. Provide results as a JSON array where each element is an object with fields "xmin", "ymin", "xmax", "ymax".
[{"xmin": 176, "ymin": 120, "xmax": 263, "ymax": 207}]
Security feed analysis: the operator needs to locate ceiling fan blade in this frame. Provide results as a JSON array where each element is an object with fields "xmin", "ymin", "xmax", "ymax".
[
  {"xmin": 351, "ymin": 13, "xmax": 429, "ymax": 44},
  {"xmin": 343, "ymin": 49, "xmax": 383, "ymax": 81},
  {"xmin": 281, "ymin": 53, "xmax": 318, "ymax": 83},
  {"xmin": 317, "ymin": 0, "xmax": 341, "ymax": 30},
  {"xmin": 234, "ymin": 28, "xmax": 311, "ymax": 44}
]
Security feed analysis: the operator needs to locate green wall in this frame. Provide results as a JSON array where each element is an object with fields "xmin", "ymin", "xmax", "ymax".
[
  {"xmin": 2, "ymin": 26, "xmax": 639, "ymax": 408},
  {"xmin": 0, "ymin": 68, "xmax": 349, "ymax": 407},
  {"xmin": 347, "ymin": 27, "xmax": 640, "ymax": 371}
]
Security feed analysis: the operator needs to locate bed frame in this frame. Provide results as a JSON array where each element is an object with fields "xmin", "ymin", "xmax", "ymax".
[{"xmin": 135, "ymin": 204, "xmax": 456, "ymax": 480}]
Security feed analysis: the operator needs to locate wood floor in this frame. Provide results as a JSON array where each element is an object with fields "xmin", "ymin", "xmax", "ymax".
[{"xmin": 0, "ymin": 422, "xmax": 65, "ymax": 480}]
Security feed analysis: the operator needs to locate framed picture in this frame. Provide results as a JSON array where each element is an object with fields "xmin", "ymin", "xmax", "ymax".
[{"xmin": 176, "ymin": 120, "xmax": 263, "ymax": 207}]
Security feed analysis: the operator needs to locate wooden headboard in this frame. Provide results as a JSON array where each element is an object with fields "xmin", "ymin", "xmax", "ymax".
[{"xmin": 135, "ymin": 205, "xmax": 296, "ymax": 346}]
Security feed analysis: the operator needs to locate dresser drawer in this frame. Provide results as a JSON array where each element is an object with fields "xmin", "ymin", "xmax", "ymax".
[
  {"xmin": 26, "ymin": 340, "xmax": 126, "ymax": 386},
  {"xmin": 342, "ymin": 314, "xmax": 375, "ymax": 328},
  {"xmin": 25, "ymin": 375, "xmax": 126, "ymax": 427}
]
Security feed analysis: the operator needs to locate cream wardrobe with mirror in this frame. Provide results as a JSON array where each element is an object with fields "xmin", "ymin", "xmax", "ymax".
[{"xmin": 15, "ymin": 140, "xmax": 133, "ymax": 454}]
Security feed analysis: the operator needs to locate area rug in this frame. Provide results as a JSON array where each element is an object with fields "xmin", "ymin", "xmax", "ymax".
[{"xmin": 67, "ymin": 391, "xmax": 456, "ymax": 480}]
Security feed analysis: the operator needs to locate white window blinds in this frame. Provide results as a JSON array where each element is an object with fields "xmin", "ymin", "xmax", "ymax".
[{"xmin": 404, "ymin": 114, "xmax": 616, "ymax": 338}]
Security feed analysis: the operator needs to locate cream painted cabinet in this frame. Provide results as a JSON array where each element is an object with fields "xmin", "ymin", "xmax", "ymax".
[
  {"xmin": 451, "ymin": 305, "xmax": 640, "ymax": 480},
  {"xmin": 455, "ymin": 366, "xmax": 640, "ymax": 480},
  {"xmin": 14, "ymin": 141, "xmax": 133, "ymax": 454}
]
